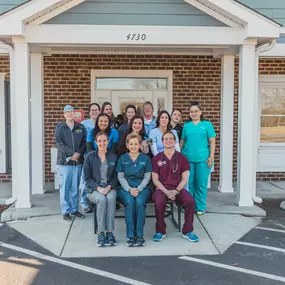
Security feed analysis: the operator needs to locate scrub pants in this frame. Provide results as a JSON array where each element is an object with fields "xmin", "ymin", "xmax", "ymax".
[
  {"xmin": 57, "ymin": 165, "xmax": 82, "ymax": 215},
  {"xmin": 117, "ymin": 188, "xmax": 151, "ymax": 238},
  {"xmin": 188, "ymin": 161, "xmax": 211, "ymax": 211},
  {"xmin": 152, "ymin": 189, "xmax": 195, "ymax": 235},
  {"xmin": 87, "ymin": 189, "xmax": 117, "ymax": 232}
]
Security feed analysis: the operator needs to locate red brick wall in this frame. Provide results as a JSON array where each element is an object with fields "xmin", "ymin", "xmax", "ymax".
[
  {"xmin": 44, "ymin": 55, "xmax": 222, "ymax": 182},
  {"xmin": 0, "ymin": 55, "xmax": 11, "ymax": 183}
]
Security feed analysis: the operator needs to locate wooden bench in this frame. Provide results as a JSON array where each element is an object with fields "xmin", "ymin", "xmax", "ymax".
[{"xmin": 92, "ymin": 200, "xmax": 182, "ymax": 234}]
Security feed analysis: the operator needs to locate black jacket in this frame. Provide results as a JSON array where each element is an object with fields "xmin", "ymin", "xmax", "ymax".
[
  {"xmin": 54, "ymin": 122, "xmax": 86, "ymax": 165},
  {"xmin": 83, "ymin": 150, "xmax": 118, "ymax": 193}
]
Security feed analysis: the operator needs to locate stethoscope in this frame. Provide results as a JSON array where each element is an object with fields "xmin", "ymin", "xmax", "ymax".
[{"xmin": 162, "ymin": 151, "xmax": 179, "ymax": 173}]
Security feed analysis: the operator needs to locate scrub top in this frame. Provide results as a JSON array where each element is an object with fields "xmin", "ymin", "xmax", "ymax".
[
  {"xmin": 81, "ymin": 119, "xmax": 95, "ymax": 133},
  {"xmin": 181, "ymin": 120, "xmax": 216, "ymax": 162},
  {"xmin": 149, "ymin": 128, "xmax": 180, "ymax": 156},
  {"xmin": 152, "ymin": 151, "xmax": 189, "ymax": 190},
  {"xmin": 86, "ymin": 127, "xmax": 119, "ymax": 151},
  {"xmin": 116, "ymin": 153, "xmax": 152, "ymax": 189}
]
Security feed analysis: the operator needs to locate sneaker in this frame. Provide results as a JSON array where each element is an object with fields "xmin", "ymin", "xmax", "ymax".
[
  {"xmin": 82, "ymin": 205, "xmax": 93, "ymax": 213},
  {"xmin": 153, "ymin": 233, "xmax": 166, "ymax": 242},
  {"xmin": 97, "ymin": 232, "xmax": 106, "ymax": 247},
  {"xmin": 106, "ymin": 232, "xmax": 117, "ymax": 246},
  {"xmin": 63, "ymin": 214, "xmax": 71, "ymax": 222},
  {"xmin": 126, "ymin": 237, "xmax": 136, "ymax": 247},
  {"xmin": 182, "ymin": 232, "xmax": 199, "ymax": 242},
  {"xmin": 70, "ymin": 211, "xmax": 85, "ymax": 219},
  {"xmin": 135, "ymin": 236, "xmax": 145, "ymax": 247},
  {"xmin": 196, "ymin": 210, "xmax": 205, "ymax": 216}
]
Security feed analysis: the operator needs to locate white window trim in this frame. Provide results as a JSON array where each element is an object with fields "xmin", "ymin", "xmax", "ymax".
[
  {"xmin": 0, "ymin": 72, "xmax": 6, "ymax": 173},
  {"xmin": 258, "ymin": 75, "xmax": 285, "ymax": 148},
  {"xmin": 91, "ymin": 70, "xmax": 173, "ymax": 113}
]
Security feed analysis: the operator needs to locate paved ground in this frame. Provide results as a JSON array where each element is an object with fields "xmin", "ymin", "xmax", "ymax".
[{"xmin": 0, "ymin": 208, "xmax": 284, "ymax": 285}]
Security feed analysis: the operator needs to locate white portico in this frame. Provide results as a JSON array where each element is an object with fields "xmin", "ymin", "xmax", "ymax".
[{"xmin": 0, "ymin": 0, "xmax": 281, "ymax": 209}]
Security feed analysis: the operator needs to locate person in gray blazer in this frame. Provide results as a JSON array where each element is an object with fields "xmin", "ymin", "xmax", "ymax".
[{"xmin": 83, "ymin": 132, "xmax": 118, "ymax": 247}]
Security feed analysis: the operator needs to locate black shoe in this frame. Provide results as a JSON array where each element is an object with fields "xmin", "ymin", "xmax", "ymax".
[
  {"xmin": 126, "ymin": 237, "xmax": 136, "ymax": 247},
  {"xmin": 63, "ymin": 214, "xmax": 71, "ymax": 222},
  {"xmin": 106, "ymin": 232, "xmax": 117, "ymax": 246},
  {"xmin": 135, "ymin": 236, "xmax": 145, "ymax": 247},
  {"xmin": 97, "ymin": 232, "xmax": 106, "ymax": 247},
  {"xmin": 82, "ymin": 205, "xmax": 93, "ymax": 213},
  {"xmin": 70, "ymin": 211, "xmax": 85, "ymax": 219}
]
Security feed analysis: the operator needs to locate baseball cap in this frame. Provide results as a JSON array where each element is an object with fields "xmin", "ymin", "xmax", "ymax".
[{"xmin": 63, "ymin": 105, "xmax": 74, "ymax": 113}]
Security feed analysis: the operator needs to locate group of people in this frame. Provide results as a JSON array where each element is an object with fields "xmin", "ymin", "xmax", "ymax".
[{"xmin": 54, "ymin": 100, "xmax": 216, "ymax": 247}]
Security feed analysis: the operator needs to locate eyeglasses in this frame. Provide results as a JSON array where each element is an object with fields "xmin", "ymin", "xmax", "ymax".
[{"xmin": 162, "ymin": 137, "xmax": 175, "ymax": 141}]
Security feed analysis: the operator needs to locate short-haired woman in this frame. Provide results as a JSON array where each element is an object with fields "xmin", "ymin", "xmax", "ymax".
[
  {"xmin": 180, "ymin": 102, "xmax": 216, "ymax": 216},
  {"xmin": 83, "ymin": 132, "xmax": 118, "ymax": 247},
  {"xmin": 86, "ymin": 113, "xmax": 119, "ymax": 153},
  {"xmin": 149, "ymin": 110, "xmax": 180, "ymax": 156},
  {"xmin": 142, "ymin": 101, "xmax": 156, "ymax": 137},
  {"xmin": 116, "ymin": 133, "xmax": 152, "ymax": 247}
]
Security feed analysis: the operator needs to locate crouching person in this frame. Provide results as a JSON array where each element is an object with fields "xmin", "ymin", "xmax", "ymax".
[
  {"xmin": 117, "ymin": 133, "xmax": 152, "ymax": 247},
  {"xmin": 152, "ymin": 131, "xmax": 199, "ymax": 243},
  {"xmin": 83, "ymin": 132, "xmax": 118, "ymax": 247}
]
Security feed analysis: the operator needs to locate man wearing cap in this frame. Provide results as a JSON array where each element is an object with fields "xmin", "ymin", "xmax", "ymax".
[{"xmin": 55, "ymin": 105, "xmax": 87, "ymax": 221}]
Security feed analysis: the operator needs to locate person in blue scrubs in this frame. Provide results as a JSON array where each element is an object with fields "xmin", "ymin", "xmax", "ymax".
[
  {"xmin": 180, "ymin": 102, "xmax": 216, "ymax": 216},
  {"xmin": 80, "ymin": 103, "xmax": 100, "ymax": 212},
  {"xmin": 86, "ymin": 113, "xmax": 119, "ymax": 153},
  {"xmin": 149, "ymin": 110, "xmax": 180, "ymax": 156},
  {"xmin": 117, "ymin": 133, "xmax": 152, "ymax": 247}
]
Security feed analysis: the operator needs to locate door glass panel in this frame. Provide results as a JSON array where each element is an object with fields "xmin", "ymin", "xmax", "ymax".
[
  {"xmin": 96, "ymin": 78, "xmax": 167, "ymax": 90},
  {"xmin": 261, "ymin": 87, "xmax": 285, "ymax": 115}
]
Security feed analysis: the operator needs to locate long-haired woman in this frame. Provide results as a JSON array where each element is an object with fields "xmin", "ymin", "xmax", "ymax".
[
  {"xmin": 149, "ymin": 110, "xmax": 180, "ymax": 156},
  {"xmin": 86, "ymin": 113, "xmax": 119, "ymax": 153},
  {"xmin": 101, "ymin": 102, "xmax": 116, "ymax": 128}
]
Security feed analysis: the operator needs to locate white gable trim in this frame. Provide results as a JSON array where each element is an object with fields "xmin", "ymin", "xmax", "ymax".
[
  {"xmin": 0, "ymin": 0, "xmax": 63, "ymax": 36},
  {"xmin": 25, "ymin": 0, "xmax": 86, "ymax": 25},
  {"xmin": 184, "ymin": 0, "xmax": 245, "ymax": 28}
]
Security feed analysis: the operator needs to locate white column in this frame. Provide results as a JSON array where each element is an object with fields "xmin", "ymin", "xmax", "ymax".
[
  {"xmin": 236, "ymin": 39, "xmax": 257, "ymax": 207},
  {"xmin": 12, "ymin": 38, "xmax": 32, "ymax": 208},
  {"xmin": 31, "ymin": 53, "xmax": 45, "ymax": 194},
  {"xmin": 218, "ymin": 55, "xmax": 234, "ymax": 193},
  {"xmin": 0, "ymin": 72, "xmax": 6, "ymax": 173}
]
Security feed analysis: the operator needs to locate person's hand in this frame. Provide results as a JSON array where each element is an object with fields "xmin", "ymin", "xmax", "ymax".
[
  {"xmin": 166, "ymin": 191, "xmax": 176, "ymax": 201},
  {"xmin": 71, "ymin": 152, "xmax": 80, "ymax": 160},
  {"xmin": 130, "ymin": 188, "xmax": 139, "ymax": 197},
  {"xmin": 207, "ymin": 156, "xmax": 214, "ymax": 168},
  {"xmin": 102, "ymin": 187, "xmax": 110, "ymax": 195},
  {"xmin": 97, "ymin": 187, "xmax": 105, "ymax": 194}
]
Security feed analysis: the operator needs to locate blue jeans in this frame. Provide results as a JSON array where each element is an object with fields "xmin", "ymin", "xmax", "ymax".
[
  {"xmin": 117, "ymin": 188, "xmax": 151, "ymax": 238},
  {"xmin": 57, "ymin": 165, "xmax": 82, "ymax": 215}
]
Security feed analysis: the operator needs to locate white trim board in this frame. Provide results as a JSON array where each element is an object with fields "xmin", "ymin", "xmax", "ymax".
[{"xmin": 0, "ymin": 72, "xmax": 6, "ymax": 173}]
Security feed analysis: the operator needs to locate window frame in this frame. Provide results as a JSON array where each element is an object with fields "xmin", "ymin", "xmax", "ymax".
[{"xmin": 259, "ymin": 75, "xmax": 285, "ymax": 147}]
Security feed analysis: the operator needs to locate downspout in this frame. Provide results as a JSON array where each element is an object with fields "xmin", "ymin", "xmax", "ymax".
[
  {"xmin": 251, "ymin": 39, "xmax": 276, "ymax": 204},
  {"xmin": 0, "ymin": 40, "xmax": 16, "ymax": 206}
]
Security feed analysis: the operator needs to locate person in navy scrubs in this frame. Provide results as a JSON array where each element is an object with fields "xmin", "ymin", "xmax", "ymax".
[{"xmin": 116, "ymin": 133, "xmax": 152, "ymax": 247}]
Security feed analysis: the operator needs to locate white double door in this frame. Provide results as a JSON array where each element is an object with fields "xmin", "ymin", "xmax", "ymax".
[{"xmin": 95, "ymin": 90, "xmax": 169, "ymax": 116}]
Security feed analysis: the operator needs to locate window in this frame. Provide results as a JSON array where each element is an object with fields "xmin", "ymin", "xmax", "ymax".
[
  {"xmin": 259, "ymin": 76, "xmax": 285, "ymax": 144},
  {"xmin": 96, "ymin": 78, "xmax": 167, "ymax": 90}
]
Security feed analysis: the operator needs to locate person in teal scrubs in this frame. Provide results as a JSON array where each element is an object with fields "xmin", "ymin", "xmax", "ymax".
[
  {"xmin": 180, "ymin": 102, "xmax": 216, "ymax": 216},
  {"xmin": 116, "ymin": 133, "xmax": 152, "ymax": 247}
]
